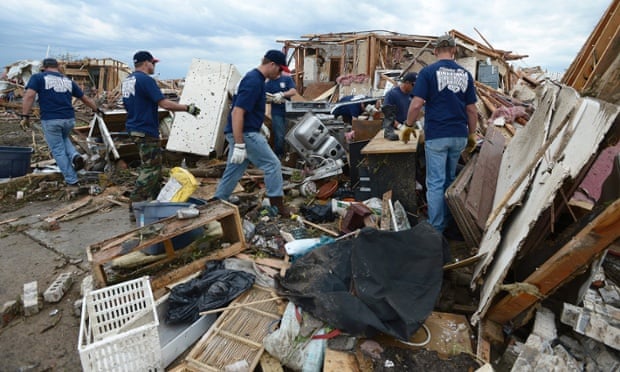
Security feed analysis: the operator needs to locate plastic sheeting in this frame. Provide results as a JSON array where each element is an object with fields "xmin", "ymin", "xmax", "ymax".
[
  {"xmin": 166, "ymin": 261, "xmax": 255, "ymax": 323},
  {"xmin": 277, "ymin": 223, "xmax": 448, "ymax": 340}
]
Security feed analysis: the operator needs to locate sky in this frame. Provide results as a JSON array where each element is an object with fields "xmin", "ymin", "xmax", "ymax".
[{"xmin": 0, "ymin": 0, "xmax": 612, "ymax": 80}]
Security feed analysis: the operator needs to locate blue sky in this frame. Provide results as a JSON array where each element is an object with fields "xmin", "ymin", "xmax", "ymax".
[{"xmin": 0, "ymin": 0, "xmax": 612, "ymax": 79}]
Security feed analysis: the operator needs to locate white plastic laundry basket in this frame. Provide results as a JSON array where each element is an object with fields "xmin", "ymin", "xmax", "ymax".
[{"xmin": 78, "ymin": 276, "xmax": 162, "ymax": 371}]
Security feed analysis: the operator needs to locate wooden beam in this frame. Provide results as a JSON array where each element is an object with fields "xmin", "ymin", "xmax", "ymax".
[{"xmin": 486, "ymin": 199, "xmax": 620, "ymax": 324}]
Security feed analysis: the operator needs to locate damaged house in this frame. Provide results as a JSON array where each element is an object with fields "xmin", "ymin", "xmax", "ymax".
[{"xmin": 0, "ymin": 1, "xmax": 619, "ymax": 369}]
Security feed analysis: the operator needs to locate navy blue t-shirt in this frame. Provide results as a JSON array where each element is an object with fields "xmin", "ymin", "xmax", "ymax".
[
  {"xmin": 383, "ymin": 86, "xmax": 412, "ymax": 123},
  {"xmin": 265, "ymin": 75, "xmax": 295, "ymax": 116},
  {"xmin": 413, "ymin": 59, "xmax": 477, "ymax": 140},
  {"xmin": 332, "ymin": 95, "xmax": 364, "ymax": 119},
  {"xmin": 225, "ymin": 68, "xmax": 266, "ymax": 134},
  {"xmin": 26, "ymin": 71, "xmax": 84, "ymax": 120},
  {"xmin": 122, "ymin": 71, "xmax": 165, "ymax": 138}
]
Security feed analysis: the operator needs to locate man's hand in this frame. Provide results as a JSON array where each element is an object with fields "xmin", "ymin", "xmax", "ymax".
[
  {"xmin": 465, "ymin": 133, "xmax": 478, "ymax": 153},
  {"xmin": 260, "ymin": 124, "xmax": 271, "ymax": 140},
  {"xmin": 19, "ymin": 115, "xmax": 30, "ymax": 131},
  {"xmin": 272, "ymin": 92, "xmax": 285, "ymax": 104},
  {"xmin": 399, "ymin": 126, "xmax": 414, "ymax": 144},
  {"xmin": 187, "ymin": 103, "xmax": 201, "ymax": 116},
  {"xmin": 230, "ymin": 143, "xmax": 246, "ymax": 164}
]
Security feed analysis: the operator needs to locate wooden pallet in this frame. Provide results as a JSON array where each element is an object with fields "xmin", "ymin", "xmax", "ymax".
[
  {"xmin": 185, "ymin": 286, "xmax": 283, "ymax": 371},
  {"xmin": 86, "ymin": 200, "xmax": 246, "ymax": 297}
]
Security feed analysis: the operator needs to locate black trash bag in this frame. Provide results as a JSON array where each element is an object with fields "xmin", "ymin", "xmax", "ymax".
[
  {"xmin": 166, "ymin": 260, "xmax": 255, "ymax": 324},
  {"xmin": 300, "ymin": 203, "xmax": 335, "ymax": 223},
  {"xmin": 276, "ymin": 222, "xmax": 446, "ymax": 340}
]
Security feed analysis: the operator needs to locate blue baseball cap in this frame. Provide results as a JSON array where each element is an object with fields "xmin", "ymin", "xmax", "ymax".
[
  {"xmin": 402, "ymin": 72, "xmax": 417, "ymax": 83},
  {"xmin": 133, "ymin": 51, "xmax": 159, "ymax": 65},
  {"xmin": 264, "ymin": 50, "xmax": 290, "ymax": 73}
]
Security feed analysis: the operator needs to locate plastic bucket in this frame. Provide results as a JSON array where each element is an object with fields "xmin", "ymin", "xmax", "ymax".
[
  {"xmin": 0, "ymin": 146, "xmax": 33, "ymax": 178},
  {"xmin": 132, "ymin": 198, "xmax": 205, "ymax": 255}
]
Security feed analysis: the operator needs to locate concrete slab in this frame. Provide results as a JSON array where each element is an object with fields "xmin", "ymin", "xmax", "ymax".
[
  {"xmin": 24, "ymin": 203, "xmax": 134, "ymax": 260},
  {"xmin": 0, "ymin": 232, "xmax": 60, "ymax": 305}
]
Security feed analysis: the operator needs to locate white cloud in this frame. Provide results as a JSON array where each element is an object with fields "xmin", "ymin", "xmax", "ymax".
[{"xmin": 0, "ymin": 0, "xmax": 611, "ymax": 79}]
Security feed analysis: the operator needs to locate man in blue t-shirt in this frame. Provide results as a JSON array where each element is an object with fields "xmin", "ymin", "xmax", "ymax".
[
  {"xmin": 405, "ymin": 34, "xmax": 478, "ymax": 234},
  {"xmin": 383, "ymin": 72, "xmax": 417, "ymax": 127},
  {"xmin": 265, "ymin": 72, "xmax": 297, "ymax": 157},
  {"xmin": 21, "ymin": 58, "xmax": 100, "ymax": 187},
  {"xmin": 332, "ymin": 95, "xmax": 375, "ymax": 124},
  {"xmin": 121, "ymin": 51, "xmax": 201, "ymax": 204},
  {"xmin": 382, "ymin": 72, "xmax": 417, "ymax": 140},
  {"xmin": 214, "ymin": 50, "xmax": 291, "ymax": 217}
]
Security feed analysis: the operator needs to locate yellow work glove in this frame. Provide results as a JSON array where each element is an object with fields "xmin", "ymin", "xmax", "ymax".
[
  {"xmin": 399, "ymin": 125, "xmax": 415, "ymax": 144},
  {"xmin": 19, "ymin": 115, "xmax": 30, "ymax": 130},
  {"xmin": 465, "ymin": 133, "xmax": 477, "ymax": 153}
]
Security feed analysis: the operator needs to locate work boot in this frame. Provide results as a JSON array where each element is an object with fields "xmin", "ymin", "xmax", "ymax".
[
  {"xmin": 268, "ymin": 196, "xmax": 291, "ymax": 218},
  {"xmin": 381, "ymin": 105, "xmax": 398, "ymax": 141}
]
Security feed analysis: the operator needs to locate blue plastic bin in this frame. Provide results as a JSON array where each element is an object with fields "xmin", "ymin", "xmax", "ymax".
[
  {"xmin": 132, "ymin": 198, "xmax": 206, "ymax": 255},
  {"xmin": 0, "ymin": 146, "xmax": 33, "ymax": 178}
]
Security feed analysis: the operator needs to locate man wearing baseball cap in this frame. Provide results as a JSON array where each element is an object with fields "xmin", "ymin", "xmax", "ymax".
[
  {"xmin": 382, "ymin": 71, "xmax": 418, "ymax": 140},
  {"xmin": 122, "ymin": 50, "xmax": 201, "ymax": 206},
  {"xmin": 21, "ymin": 57, "xmax": 101, "ymax": 188},
  {"xmin": 213, "ymin": 50, "xmax": 291, "ymax": 217},
  {"xmin": 405, "ymin": 33, "xmax": 478, "ymax": 235}
]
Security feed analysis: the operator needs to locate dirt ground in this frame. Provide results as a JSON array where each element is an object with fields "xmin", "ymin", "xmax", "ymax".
[
  {"xmin": 0, "ymin": 114, "xmax": 481, "ymax": 371},
  {"xmin": 0, "ymin": 116, "xmax": 97, "ymax": 371}
]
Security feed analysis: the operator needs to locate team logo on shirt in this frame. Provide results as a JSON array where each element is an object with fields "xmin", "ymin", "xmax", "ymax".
[
  {"xmin": 44, "ymin": 75, "xmax": 72, "ymax": 93},
  {"xmin": 122, "ymin": 76, "xmax": 136, "ymax": 98},
  {"xmin": 436, "ymin": 67, "xmax": 469, "ymax": 93}
]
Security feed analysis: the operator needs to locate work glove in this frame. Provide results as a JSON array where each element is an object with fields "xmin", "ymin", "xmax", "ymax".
[
  {"xmin": 399, "ymin": 126, "xmax": 414, "ymax": 144},
  {"xmin": 364, "ymin": 104, "xmax": 378, "ymax": 116},
  {"xmin": 272, "ymin": 92, "xmax": 285, "ymax": 104},
  {"xmin": 19, "ymin": 116, "xmax": 30, "ymax": 130},
  {"xmin": 260, "ymin": 124, "xmax": 271, "ymax": 140},
  {"xmin": 186, "ymin": 103, "xmax": 201, "ymax": 116},
  {"xmin": 230, "ymin": 143, "xmax": 247, "ymax": 164},
  {"xmin": 465, "ymin": 133, "xmax": 477, "ymax": 153}
]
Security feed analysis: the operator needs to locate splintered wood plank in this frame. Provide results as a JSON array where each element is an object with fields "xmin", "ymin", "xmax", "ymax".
[
  {"xmin": 259, "ymin": 353, "xmax": 283, "ymax": 372},
  {"xmin": 446, "ymin": 153, "xmax": 480, "ymax": 248},
  {"xmin": 89, "ymin": 201, "xmax": 238, "ymax": 263},
  {"xmin": 185, "ymin": 286, "xmax": 283, "ymax": 372},
  {"xmin": 486, "ymin": 198, "xmax": 620, "ymax": 324},
  {"xmin": 46, "ymin": 196, "xmax": 92, "ymax": 220},
  {"xmin": 476, "ymin": 326, "xmax": 491, "ymax": 363},
  {"xmin": 323, "ymin": 348, "xmax": 360, "ymax": 371},
  {"xmin": 562, "ymin": 0, "xmax": 619, "ymax": 91},
  {"xmin": 465, "ymin": 126, "xmax": 505, "ymax": 230}
]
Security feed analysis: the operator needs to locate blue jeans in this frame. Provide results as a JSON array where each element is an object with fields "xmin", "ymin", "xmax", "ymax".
[
  {"xmin": 271, "ymin": 114, "xmax": 286, "ymax": 157},
  {"xmin": 215, "ymin": 132, "xmax": 284, "ymax": 200},
  {"xmin": 424, "ymin": 137, "xmax": 467, "ymax": 232},
  {"xmin": 41, "ymin": 118, "xmax": 80, "ymax": 184}
]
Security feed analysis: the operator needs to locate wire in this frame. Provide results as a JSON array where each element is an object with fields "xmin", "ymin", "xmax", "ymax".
[{"xmin": 396, "ymin": 324, "xmax": 431, "ymax": 347}]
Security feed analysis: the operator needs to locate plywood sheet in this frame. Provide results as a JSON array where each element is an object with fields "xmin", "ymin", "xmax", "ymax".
[
  {"xmin": 472, "ymin": 96, "xmax": 620, "ymax": 324},
  {"xmin": 465, "ymin": 126, "xmax": 505, "ymax": 230},
  {"xmin": 166, "ymin": 59, "xmax": 241, "ymax": 157},
  {"xmin": 361, "ymin": 129, "xmax": 417, "ymax": 154},
  {"xmin": 473, "ymin": 85, "xmax": 578, "ymax": 283}
]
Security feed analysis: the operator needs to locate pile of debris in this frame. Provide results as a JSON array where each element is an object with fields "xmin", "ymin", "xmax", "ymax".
[{"xmin": 1, "ymin": 2, "xmax": 619, "ymax": 369}]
